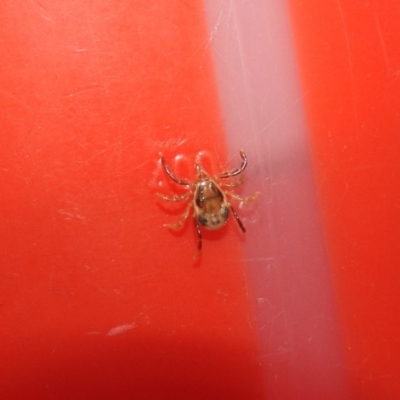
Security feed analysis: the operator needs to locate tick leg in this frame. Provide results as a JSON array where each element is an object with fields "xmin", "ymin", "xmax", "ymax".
[
  {"xmin": 193, "ymin": 217, "xmax": 202, "ymax": 251},
  {"xmin": 157, "ymin": 191, "xmax": 192, "ymax": 202},
  {"xmin": 218, "ymin": 174, "xmax": 244, "ymax": 189},
  {"xmin": 160, "ymin": 155, "xmax": 193, "ymax": 186},
  {"xmin": 227, "ymin": 191, "xmax": 260, "ymax": 203},
  {"xmin": 216, "ymin": 150, "xmax": 248, "ymax": 179},
  {"xmin": 163, "ymin": 202, "xmax": 192, "ymax": 230},
  {"xmin": 230, "ymin": 205, "xmax": 246, "ymax": 233}
]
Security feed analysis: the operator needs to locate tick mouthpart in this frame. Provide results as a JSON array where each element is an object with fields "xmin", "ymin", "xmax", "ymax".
[{"xmin": 195, "ymin": 163, "xmax": 208, "ymax": 179}]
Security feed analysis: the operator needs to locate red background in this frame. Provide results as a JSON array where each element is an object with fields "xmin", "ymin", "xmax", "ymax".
[
  {"xmin": 289, "ymin": 0, "xmax": 400, "ymax": 398},
  {"xmin": 1, "ymin": 0, "xmax": 400, "ymax": 399},
  {"xmin": 0, "ymin": 1, "xmax": 265, "ymax": 399}
]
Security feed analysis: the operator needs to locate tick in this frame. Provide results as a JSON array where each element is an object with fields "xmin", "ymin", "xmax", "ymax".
[{"xmin": 157, "ymin": 150, "xmax": 259, "ymax": 253}]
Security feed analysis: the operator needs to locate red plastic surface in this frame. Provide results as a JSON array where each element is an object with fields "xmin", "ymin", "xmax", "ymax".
[
  {"xmin": 288, "ymin": 1, "xmax": 400, "ymax": 398},
  {"xmin": 204, "ymin": 2, "xmax": 352, "ymax": 399},
  {"xmin": 0, "ymin": 2, "xmax": 265, "ymax": 399}
]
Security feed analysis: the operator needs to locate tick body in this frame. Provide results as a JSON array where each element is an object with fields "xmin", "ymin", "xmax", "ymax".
[
  {"xmin": 157, "ymin": 151, "xmax": 259, "ymax": 253},
  {"xmin": 195, "ymin": 179, "xmax": 229, "ymax": 230}
]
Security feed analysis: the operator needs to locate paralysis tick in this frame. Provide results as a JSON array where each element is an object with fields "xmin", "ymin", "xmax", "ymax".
[{"xmin": 157, "ymin": 150, "xmax": 259, "ymax": 253}]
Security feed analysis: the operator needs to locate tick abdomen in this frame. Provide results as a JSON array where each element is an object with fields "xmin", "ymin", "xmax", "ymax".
[{"xmin": 195, "ymin": 180, "xmax": 230, "ymax": 230}]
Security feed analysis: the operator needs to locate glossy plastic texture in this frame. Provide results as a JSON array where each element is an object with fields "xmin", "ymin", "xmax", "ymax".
[
  {"xmin": 204, "ymin": 1, "xmax": 350, "ymax": 399},
  {"xmin": 205, "ymin": 0, "xmax": 400, "ymax": 399}
]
